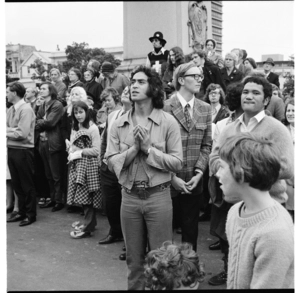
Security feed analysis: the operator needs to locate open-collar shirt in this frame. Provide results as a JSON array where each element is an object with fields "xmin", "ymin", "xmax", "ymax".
[{"xmin": 237, "ymin": 110, "xmax": 265, "ymax": 132}]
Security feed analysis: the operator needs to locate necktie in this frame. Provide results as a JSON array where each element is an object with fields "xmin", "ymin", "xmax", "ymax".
[
  {"xmin": 11, "ymin": 106, "xmax": 16, "ymax": 119},
  {"xmin": 184, "ymin": 104, "xmax": 191, "ymax": 131}
]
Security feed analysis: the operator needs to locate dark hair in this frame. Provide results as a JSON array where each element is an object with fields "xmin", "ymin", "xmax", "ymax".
[
  {"xmin": 168, "ymin": 47, "xmax": 185, "ymax": 72},
  {"xmin": 71, "ymin": 101, "xmax": 91, "ymax": 131},
  {"xmin": 40, "ymin": 82, "xmax": 58, "ymax": 100},
  {"xmin": 7, "ymin": 82, "xmax": 26, "ymax": 98},
  {"xmin": 219, "ymin": 132, "xmax": 281, "ymax": 191},
  {"xmin": 243, "ymin": 76, "xmax": 273, "ymax": 100},
  {"xmin": 100, "ymin": 87, "xmax": 120, "ymax": 104},
  {"xmin": 204, "ymin": 83, "xmax": 226, "ymax": 105},
  {"xmin": 130, "ymin": 65, "xmax": 164, "ymax": 109},
  {"xmin": 68, "ymin": 67, "xmax": 82, "ymax": 81},
  {"xmin": 225, "ymin": 82, "xmax": 243, "ymax": 111},
  {"xmin": 244, "ymin": 57, "xmax": 257, "ymax": 69},
  {"xmin": 190, "ymin": 49, "xmax": 207, "ymax": 60},
  {"xmin": 241, "ymin": 49, "xmax": 248, "ymax": 60},
  {"xmin": 282, "ymin": 98, "xmax": 295, "ymax": 126}
]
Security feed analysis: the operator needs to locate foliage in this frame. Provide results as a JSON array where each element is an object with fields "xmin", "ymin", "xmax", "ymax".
[
  {"xmin": 62, "ymin": 42, "xmax": 122, "ymax": 79},
  {"xmin": 30, "ymin": 58, "xmax": 48, "ymax": 80},
  {"xmin": 288, "ymin": 54, "xmax": 294, "ymax": 68}
]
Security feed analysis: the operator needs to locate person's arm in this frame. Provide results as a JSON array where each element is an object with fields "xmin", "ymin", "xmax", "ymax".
[
  {"xmin": 250, "ymin": 229, "xmax": 294, "ymax": 289},
  {"xmin": 7, "ymin": 107, "xmax": 35, "ymax": 140},
  {"xmin": 144, "ymin": 117, "xmax": 183, "ymax": 173},
  {"xmin": 100, "ymin": 119, "xmax": 108, "ymax": 162},
  {"xmin": 81, "ymin": 124, "xmax": 100, "ymax": 157},
  {"xmin": 36, "ymin": 102, "xmax": 64, "ymax": 130}
]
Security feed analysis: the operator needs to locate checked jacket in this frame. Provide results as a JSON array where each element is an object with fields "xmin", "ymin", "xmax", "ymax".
[{"xmin": 164, "ymin": 94, "xmax": 212, "ymax": 183}]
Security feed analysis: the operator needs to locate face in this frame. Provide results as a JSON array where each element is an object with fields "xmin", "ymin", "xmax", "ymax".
[
  {"xmin": 39, "ymin": 84, "xmax": 50, "ymax": 98},
  {"xmin": 216, "ymin": 159, "xmax": 241, "ymax": 203},
  {"xmin": 84, "ymin": 71, "xmax": 93, "ymax": 82},
  {"xmin": 6, "ymin": 87, "xmax": 16, "ymax": 104},
  {"xmin": 152, "ymin": 38, "xmax": 162, "ymax": 49},
  {"xmin": 244, "ymin": 60, "xmax": 252, "ymax": 69},
  {"xmin": 241, "ymin": 82, "xmax": 269, "ymax": 116},
  {"xmin": 206, "ymin": 41, "xmax": 214, "ymax": 52},
  {"xmin": 286, "ymin": 104, "xmax": 295, "ymax": 124},
  {"xmin": 263, "ymin": 63, "xmax": 272, "ymax": 71},
  {"xmin": 169, "ymin": 50, "xmax": 176, "ymax": 64},
  {"xmin": 50, "ymin": 71, "xmax": 59, "ymax": 82},
  {"xmin": 130, "ymin": 72, "xmax": 149, "ymax": 102},
  {"xmin": 70, "ymin": 89, "xmax": 82, "ymax": 104},
  {"xmin": 191, "ymin": 53, "xmax": 204, "ymax": 67},
  {"xmin": 105, "ymin": 94, "xmax": 116, "ymax": 110},
  {"xmin": 68, "ymin": 71, "xmax": 79, "ymax": 82},
  {"xmin": 36, "ymin": 95, "xmax": 45, "ymax": 106},
  {"xmin": 87, "ymin": 62, "xmax": 93, "ymax": 71},
  {"xmin": 74, "ymin": 107, "xmax": 86, "ymax": 124},
  {"xmin": 225, "ymin": 56, "xmax": 234, "ymax": 68},
  {"xmin": 180, "ymin": 67, "xmax": 202, "ymax": 94},
  {"xmin": 272, "ymin": 90, "xmax": 279, "ymax": 98},
  {"xmin": 25, "ymin": 88, "xmax": 35, "ymax": 102},
  {"xmin": 209, "ymin": 88, "xmax": 221, "ymax": 104},
  {"xmin": 121, "ymin": 86, "xmax": 131, "ymax": 105}
]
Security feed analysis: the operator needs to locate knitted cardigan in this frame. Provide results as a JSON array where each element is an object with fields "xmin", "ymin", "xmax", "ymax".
[
  {"xmin": 209, "ymin": 115, "xmax": 294, "ymax": 203},
  {"xmin": 226, "ymin": 200, "xmax": 294, "ymax": 289}
]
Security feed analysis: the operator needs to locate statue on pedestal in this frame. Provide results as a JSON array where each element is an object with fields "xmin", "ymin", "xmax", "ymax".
[{"xmin": 187, "ymin": 1, "xmax": 208, "ymax": 51}]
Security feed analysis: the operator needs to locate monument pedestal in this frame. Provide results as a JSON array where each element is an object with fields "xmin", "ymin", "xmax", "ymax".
[{"xmin": 118, "ymin": 1, "xmax": 214, "ymax": 77}]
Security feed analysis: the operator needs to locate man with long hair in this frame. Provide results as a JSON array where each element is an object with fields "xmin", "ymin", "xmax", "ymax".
[{"xmin": 107, "ymin": 66, "xmax": 183, "ymax": 290}]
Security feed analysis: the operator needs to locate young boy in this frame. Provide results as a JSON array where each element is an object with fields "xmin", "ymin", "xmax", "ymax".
[{"xmin": 217, "ymin": 132, "xmax": 294, "ymax": 289}]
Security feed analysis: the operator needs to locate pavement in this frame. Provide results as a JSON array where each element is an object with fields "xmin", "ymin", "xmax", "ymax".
[{"xmin": 7, "ymin": 206, "xmax": 227, "ymax": 291}]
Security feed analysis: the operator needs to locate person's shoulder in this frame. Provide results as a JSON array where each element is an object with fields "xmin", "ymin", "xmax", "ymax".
[
  {"xmin": 194, "ymin": 98, "xmax": 211, "ymax": 110},
  {"xmin": 20, "ymin": 102, "xmax": 34, "ymax": 113},
  {"xmin": 228, "ymin": 202, "xmax": 243, "ymax": 220}
]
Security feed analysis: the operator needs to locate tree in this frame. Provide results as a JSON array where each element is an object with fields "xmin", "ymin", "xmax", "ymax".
[
  {"xmin": 62, "ymin": 42, "xmax": 122, "ymax": 78},
  {"xmin": 30, "ymin": 58, "xmax": 49, "ymax": 81}
]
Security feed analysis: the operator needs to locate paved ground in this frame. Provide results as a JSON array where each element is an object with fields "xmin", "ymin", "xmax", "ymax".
[{"xmin": 7, "ymin": 207, "xmax": 227, "ymax": 291}]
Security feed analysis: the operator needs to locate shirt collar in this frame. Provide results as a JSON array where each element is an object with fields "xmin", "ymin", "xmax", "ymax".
[
  {"xmin": 14, "ymin": 98, "xmax": 26, "ymax": 111},
  {"xmin": 237, "ymin": 110, "xmax": 266, "ymax": 124},
  {"xmin": 176, "ymin": 92, "xmax": 195, "ymax": 110}
]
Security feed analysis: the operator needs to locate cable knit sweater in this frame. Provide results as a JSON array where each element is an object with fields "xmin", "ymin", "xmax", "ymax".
[
  {"xmin": 209, "ymin": 115, "xmax": 294, "ymax": 203},
  {"xmin": 226, "ymin": 200, "xmax": 294, "ymax": 289}
]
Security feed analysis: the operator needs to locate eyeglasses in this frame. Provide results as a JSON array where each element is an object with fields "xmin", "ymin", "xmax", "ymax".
[
  {"xmin": 182, "ymin": 74, "xmax": 204, "ymax": 82},
  {"xmin": 209, "ymin": 91, "xmax": 220, "ymax": 96}
]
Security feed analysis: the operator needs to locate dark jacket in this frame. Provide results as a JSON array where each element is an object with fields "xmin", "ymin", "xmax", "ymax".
[
  {"xmin": 202, "ymin": 60, "xmax": 226, "ymax": 93},
  {"xmin": 220, "ymin": 67, "xmax": 243, "ymax": 88},
  {"xmin": 84, "ymin": 79, "xmax": 103, "ymax": 110},
  {"xmin": 67, "ymin": 81, "xmax": 84, "ymax": 93},
  {"xmin": 267, "ymin": 72, "xmax": 280, "ymax": 88},
  {"xmin": 213, "ymin": 105, "xmax": 230, "ymax": 124},
  {"xmin": 36, "ymin": 99, "xmax": 65, "ymax": 153}
]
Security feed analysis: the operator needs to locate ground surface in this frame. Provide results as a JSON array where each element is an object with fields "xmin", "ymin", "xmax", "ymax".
[{"xmin": 7, "ymin": 207, "xmax": 227, "ymax": 291}]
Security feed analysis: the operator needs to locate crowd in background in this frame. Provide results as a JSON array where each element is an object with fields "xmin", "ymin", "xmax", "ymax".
[{"xmin": 6, "ymin": 30, "xmax": 294, "ymax": 290}]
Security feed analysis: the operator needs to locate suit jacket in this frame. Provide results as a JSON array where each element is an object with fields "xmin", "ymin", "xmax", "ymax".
[
  {"xmin": 220, "ymin": 67, "xmax": 243, "ymax": 88},
  {"xmin": 266, "ymin": 95, "xmax": 285, "ymax": 122},
  {"xmin": 164, "ymin": 94, "xmax": 212, "ymax": 183},
  {"xmin": 267, "ymin": 72, "xmax": 280, "ymax": 88}
]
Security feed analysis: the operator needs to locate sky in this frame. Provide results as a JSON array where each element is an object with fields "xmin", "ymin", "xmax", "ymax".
[{"xmin": 4, "ymin": 1, "xmax": 295, "ymax": 62}]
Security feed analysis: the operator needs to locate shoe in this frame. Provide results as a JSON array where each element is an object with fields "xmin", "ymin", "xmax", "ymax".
[
  {"xmin": 98, "ymin": 234, "xmax": 124, "ymax": 245},
  {"xmin": 19, "ymin": 217, "xmax": 36, "ymax": 227},
  {"xmin": 122, "ymin": 245, "xmax": 126, "ymax": 251},
  {"xmin": 7, "ymin": 213, "xmax": 26, "ymax": 223},
  {"xmin": 198, "ymin": 213, "xmax": 211, "ymax": 222},
  {"xmin": 175, "ymin": 227, "xmax": 182, "ymax": 234},
  {"xmin": 52, "ymin": 203, "xmax": 64, "ymax": 212},
  {"xmin": 38, "ymin": 198, "xmax": 46, "ymax": 205},
  {"xmin": 209, "ymin": 241, "xmax": 221, "ymax": 250},
  {"xmin": 208, "ymin": 271, "xmax": 227, "ymax": 286},
  {"xmin": 70, "ymin": 230, "xmax": 91, "ymax": 239},
  {"xmin": 8, "ymin": 211, "xmax": 19, "ymax": 219},
  {"xmin": 40, "ymin": 201, "xmax": 56, "ymax": 209},
  {"xmin": 119, "ymin": 252, "xmax": 126, "ymax": 261}
]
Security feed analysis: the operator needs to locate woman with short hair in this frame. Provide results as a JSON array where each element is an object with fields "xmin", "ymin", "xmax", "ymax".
[
  {"xmin": 50, "ymin": 68, "xmax": 67, "ymax": 105},
  {"xmin": 220, "ymin": 52, "xmax": 243, "ymax": 88},
  {"xmin": 67, "ymin": 68, "xmax": 84, "ymax": 94},
  {"xmin": 83, "ymin": 69, "xmax": 103, "ymax": 110},
  {"xmin": 205, "ymin": 38, "xmax": 224, "ymax": 69},
  {"xmin": 243, "ymin": 57, "xmax": 257, "ymax": 77}
]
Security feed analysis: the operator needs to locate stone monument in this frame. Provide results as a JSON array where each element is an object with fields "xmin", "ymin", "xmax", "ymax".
[{"xmin": 118, "ymin": 1, "xmax": 220, "ymax": 76}]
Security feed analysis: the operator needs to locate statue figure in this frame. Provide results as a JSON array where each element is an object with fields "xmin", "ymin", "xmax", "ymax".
[{"xmin": 187, "ymin": 1, "xmax": 208, "ymax": 51}]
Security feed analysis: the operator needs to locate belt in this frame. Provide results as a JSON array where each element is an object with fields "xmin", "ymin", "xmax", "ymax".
[
  {"xmin": 123, "ymin": 182, "xmax": 171, "ymax": 200},
  {"xmin": 39, "ymin": 136, "xmax": 48, "ymax": 141}
]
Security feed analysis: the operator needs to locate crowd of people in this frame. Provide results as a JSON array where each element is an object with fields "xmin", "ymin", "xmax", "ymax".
[{"xmin": 6, "ymin": 30, "xmax": 294, "ymax": 290}]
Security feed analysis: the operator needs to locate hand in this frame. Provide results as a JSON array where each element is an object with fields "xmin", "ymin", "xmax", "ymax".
[
  {"xmin": 67, "ymin": 150, "xmax": 82, "ymax": 163},
  {"xmin": 132, "ymin": 125, "xmax": 142, "ymax": 151},
  {"xmin": 171, "ymin": 176, "xmax": 191, "ymax": 194},
  {"xmin": 65, "ymin": 139, "xmax": 71, "ymax": 152},
  {"xmin": 136, "ymin": 126, "xmax": 151, "ymax": 154},
  {"xmin": 185, "ymin": 173, "xmax": 202, "ymax": 192}
]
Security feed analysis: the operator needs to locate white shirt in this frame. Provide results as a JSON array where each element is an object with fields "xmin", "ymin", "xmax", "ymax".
[
  {"xmin": 177, "ymin": 92, "xmax": 195, "ymax": 118},
  {"xmin": 13, "ymin": 98, "xmax": 26, "ymax": 112},
  {"xmin": 237, "ymin": 110, "xmax": 265, "ymax": 132}
]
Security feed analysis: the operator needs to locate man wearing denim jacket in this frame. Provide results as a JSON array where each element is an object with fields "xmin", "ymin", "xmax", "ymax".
[
  {"xmin": 107, "ymin": 66, "xmax": 183, "ymax": 290},
  {"xmin": 164, "ymin": 62, "xmax": 212, "ymax": 252}
]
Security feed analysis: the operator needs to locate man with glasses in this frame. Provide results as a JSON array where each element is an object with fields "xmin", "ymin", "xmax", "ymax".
[
  {"xmin": 164, "ymin": 62, "xmax": 212, "ymax": 252},
  {"xmin": 106, "ymin": 66, "xmax": 183, "ymax": 290},
  {"xmin": 145, "ymin": 31, "xmax": 169, "ymax": 76}
]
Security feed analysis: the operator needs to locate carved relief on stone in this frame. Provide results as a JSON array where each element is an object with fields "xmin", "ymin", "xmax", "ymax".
[{"xmin": 187, "ymin": 1, "xmax": 208, "ymax": 50}]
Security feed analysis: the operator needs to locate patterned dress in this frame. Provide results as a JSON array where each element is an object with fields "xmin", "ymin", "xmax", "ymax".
[{"xmin": 67, "ymin": 130, "xmax": 102, "ymax": 209}]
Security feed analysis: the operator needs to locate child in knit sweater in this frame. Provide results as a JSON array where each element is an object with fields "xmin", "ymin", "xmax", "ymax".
[{"xmin": 217, "ymin": 132, "xmax": 294, "ymax": 289}]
